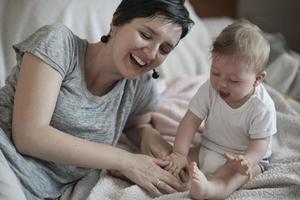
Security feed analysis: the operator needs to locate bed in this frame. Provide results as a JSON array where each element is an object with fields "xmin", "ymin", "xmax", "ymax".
[{"xmin": 1, "ymin": 0, "xmax": 300, "ymax": 199}]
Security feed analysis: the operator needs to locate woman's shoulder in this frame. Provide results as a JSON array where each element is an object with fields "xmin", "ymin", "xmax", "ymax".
[
  {"xmin": 34, "ymin": 23, "xmax": 76, "ymax": 41},
  {"xmin": 13, "ymin": 23, "xmax": 77, "ymax": 51},
  {"xmin": 13, "ymin": 23, "xmax": 83, "ymax": 79}
]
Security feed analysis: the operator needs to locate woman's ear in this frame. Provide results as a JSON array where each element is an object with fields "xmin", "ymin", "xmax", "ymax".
[
  {"xmin": 111, "ymin": 16, "xmax": 119, "ymax": 37},
  {"xmin": 254, "ymin": 70, "xmax": 267, "ymax": 86}
]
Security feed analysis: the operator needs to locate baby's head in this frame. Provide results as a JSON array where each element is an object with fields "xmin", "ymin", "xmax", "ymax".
[
  {"xmin": 212, "ymin": 19, "xmax": 270, "ymax": 73},
  {"xmin": 210, "ymin": 20, "xmax": 270, "ymax": 107}
]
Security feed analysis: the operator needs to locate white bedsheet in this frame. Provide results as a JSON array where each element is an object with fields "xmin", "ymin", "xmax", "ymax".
[{"xmin": 59, "ymin": 77, "xmax": 300, "ymax": 200}]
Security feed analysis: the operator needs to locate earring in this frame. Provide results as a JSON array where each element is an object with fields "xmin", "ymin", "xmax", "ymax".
[
  {"xmin": 101, "ymin": 35, "xmax": 111, "ymax": 43},
  {"xmin": 152, "ymin": 69, "xmax": 159, "ymax": 79}
]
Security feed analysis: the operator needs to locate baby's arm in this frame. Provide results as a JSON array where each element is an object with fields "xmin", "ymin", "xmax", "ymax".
[
  {"xmin": 165, "ymin": 111, "xmax": 202, "ymax": 176},
  {"xmin": 225, "ymin": 137, "xmax": 269, "ymax": 178}
]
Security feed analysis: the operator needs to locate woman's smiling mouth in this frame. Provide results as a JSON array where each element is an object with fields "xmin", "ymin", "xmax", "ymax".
[{"xmin": 130, "ymin": 53, "xmax": 147, "ymax": 67}]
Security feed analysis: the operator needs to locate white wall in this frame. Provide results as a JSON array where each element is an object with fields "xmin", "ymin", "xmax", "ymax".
[{"xmin": 0, "ymin": 0, "xmax": 6, "ymax": 86}]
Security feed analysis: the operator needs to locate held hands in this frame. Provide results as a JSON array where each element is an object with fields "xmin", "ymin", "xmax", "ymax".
[
  {"xmin": 224, "ymin": 153, "xmax": 252, "ymax": 179},
  {"xmin": 120, "ymin": 153, "xmax": 185, "ymax": 197},
  {"xmin": 164, "ymin": 152, "xmax": 188, "ymax": 177},
  {"xmin": 112, "ymin": 129, "xmax": 184, "ymax": 197}
]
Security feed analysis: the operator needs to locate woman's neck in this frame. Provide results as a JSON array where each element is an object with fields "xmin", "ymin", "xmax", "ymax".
[{"xmin": 84, "ymin": 42, "xmax": 120, "ymax": 96}]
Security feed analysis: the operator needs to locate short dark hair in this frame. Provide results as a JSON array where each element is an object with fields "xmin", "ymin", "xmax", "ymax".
[{"xmin": 113, "ymin": 0, "xmax": 194, "ymax": 39}]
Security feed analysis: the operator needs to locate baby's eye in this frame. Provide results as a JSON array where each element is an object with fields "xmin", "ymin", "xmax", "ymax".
[
  {"xmin": 140, "ymin": 31, "xmax": 151, "ymax": 40},
  {"xmin": 230, "ymin": 79, "xmax": 240, "ymax": 83},
  {"xmin": 211, "ymin": 71, "xmax": 219, "ymax": 76}
]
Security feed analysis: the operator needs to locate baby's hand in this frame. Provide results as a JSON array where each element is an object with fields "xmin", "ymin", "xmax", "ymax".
[
  {"xmin": 164, "ymin": 152, "xmax": 188, "ymax": 177},
  {"xmin": 224, "ymin": 153, "xmax": 252, "ymax": 179}
]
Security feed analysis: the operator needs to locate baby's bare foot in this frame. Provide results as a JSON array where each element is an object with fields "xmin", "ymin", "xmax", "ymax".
[{"xmin": 189, "ymin": 162, "xmax": 209, "ymax": 200}]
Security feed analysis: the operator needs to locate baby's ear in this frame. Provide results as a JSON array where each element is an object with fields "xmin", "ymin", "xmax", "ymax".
[{"xmin": 254, "ymin": 70, "xmax": 267, "ymax": 86}]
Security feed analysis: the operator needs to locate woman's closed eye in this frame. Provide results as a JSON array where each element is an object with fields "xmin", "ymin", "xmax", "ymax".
[
  {"xmin": 140, "ymin": 31, "xmax": 152, "ymax": 40},
  {"xmin": 139, "ymin": 30, "xmax": 173, "ymax": 55},
  {"xmin": 229, "ymin": 79, "xmax": 241, "ymax": 83},
  {"xmin": 159, "ymin": 45, "xmax": 172, "ymax": 55}
]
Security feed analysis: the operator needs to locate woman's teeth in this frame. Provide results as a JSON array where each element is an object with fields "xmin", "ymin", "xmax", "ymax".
[{"xmin": 131, "ymin": 54, "xmax": 146, "ymax": 67}]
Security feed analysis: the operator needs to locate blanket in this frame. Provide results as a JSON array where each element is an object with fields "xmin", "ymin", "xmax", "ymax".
[{"xmin": 61, "ymin": 76, "xmax": 300, "ymax": 200}]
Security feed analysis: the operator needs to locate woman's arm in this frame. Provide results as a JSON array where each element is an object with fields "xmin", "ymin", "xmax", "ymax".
[
  {"xmin": 12, "ymin": 53, "xmax": 183, "ymax": 197},
  {"xmin": 12, "ymin": 53, "xmax": 129, "ymax": 170}
]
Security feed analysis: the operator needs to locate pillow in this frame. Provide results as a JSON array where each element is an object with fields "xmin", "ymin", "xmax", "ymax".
[
  {"xmin": 0, "ymin": 0, "xmax": 211, "ymax": 86},
  {"xmin": 0, "ymin": 0, "xmax": 120, "ymax": 87},
  {"xmin": 159, "ymin": 2, "xmax": 211, "ymax": 79}
]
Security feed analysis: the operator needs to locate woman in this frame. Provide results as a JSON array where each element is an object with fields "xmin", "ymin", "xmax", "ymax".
[{"xmin": 0, "ymin": 0, "xmax": 194, "ymax": 199}]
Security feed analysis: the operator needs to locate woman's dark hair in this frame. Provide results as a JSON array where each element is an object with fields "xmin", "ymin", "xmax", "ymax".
[{"xmin": 113, "ymin": 0, "xmax": 194, "ymax": 39}]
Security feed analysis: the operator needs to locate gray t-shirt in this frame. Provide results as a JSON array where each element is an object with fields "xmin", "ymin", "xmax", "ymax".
[{"xmin": 0, "ymin": 24, "xmax": 159, "ymax": 199}]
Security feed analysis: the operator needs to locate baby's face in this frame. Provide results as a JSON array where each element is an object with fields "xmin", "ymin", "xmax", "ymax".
[{"xmin": 210, "ymin": 53, "xmax": 258, "ymax": 108}]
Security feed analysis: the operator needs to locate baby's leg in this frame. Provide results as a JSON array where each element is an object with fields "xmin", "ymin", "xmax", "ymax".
[
  {"xmin": 189, "ymin": 162, "xmax": 210, "ymax": 200},
  {"xmin": 189, "ymin": 162, "xmax": 262, "ymax": 200}
]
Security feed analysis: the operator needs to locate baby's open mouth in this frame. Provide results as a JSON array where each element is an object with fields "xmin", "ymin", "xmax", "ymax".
[{"xmin": 219, "ymin": 91, "xmax": 230, "ymax": 99}]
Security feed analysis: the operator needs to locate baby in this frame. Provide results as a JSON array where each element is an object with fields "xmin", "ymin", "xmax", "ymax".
[{"xmin": 165, "ymin": 20, "xmax": 277, "ymax": 199}]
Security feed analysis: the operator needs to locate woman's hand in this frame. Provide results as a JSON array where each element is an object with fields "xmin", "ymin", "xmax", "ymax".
[
  {"xmin": 125, "ymin": 114, "xmax": 172, "ymax": 159},
  {"xmin": 140, "ymin": 129, "xmax": 172, "ymax": 159},
  {"xmin": 120, "ymin": 153, "xmax": 185, "ymax": 197}
]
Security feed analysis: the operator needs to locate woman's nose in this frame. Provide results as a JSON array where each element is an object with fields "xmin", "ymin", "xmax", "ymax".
[{"xmin": 144, "ymin": 43, "xmax": 158, "ymax": 60}]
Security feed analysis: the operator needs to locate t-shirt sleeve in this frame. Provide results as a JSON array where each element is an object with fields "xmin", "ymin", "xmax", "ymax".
[
  {"xmin": 13, "ymin": 23, "xmax": 75, "ymax": 78},
  {"xmin": 188, "ymin": 79, "xmax": 211, "ymax": 120},
  {"xmin": 130, "ymin": 74, "xmax": 160, "ymax": 117},
  {"xmin": 249, "ymin": 102, "xmax": 277, "ymax": 139}
]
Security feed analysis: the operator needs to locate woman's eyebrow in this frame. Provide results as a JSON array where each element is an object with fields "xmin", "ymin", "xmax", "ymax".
[{"xmin": 143, "ymin": 25, "xmax": 176, "ymax": 48}]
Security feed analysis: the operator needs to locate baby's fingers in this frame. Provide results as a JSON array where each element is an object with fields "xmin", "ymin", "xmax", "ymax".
[
  {"xmin": 224, "ymin": 153, "xmax": 235, "ymax": 161},
  {"xmin": 164, "ymin": 162, "xmax": 173, "ymax": 171},
  {"xmin": 169, "ymin": 164, "xmax": 177, "ymax": 175},
  {"xmin": 224, "ymin": 153, "xmax": 239, "ymax": 163}
]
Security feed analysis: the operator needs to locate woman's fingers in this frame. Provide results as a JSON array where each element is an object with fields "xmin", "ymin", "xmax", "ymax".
[
  {"xmin": 153, "ymin": 157, "xmax": 169, "ymax": 167},
  {"xmin": 156, "ymin": 180, "xmax": 177, "ymax": 194},
  {"xmin": 169, "ymin": 164, "xmax": 177, "ymax": 174},
  {"xmin": 159, "ymin": 169, "xmax": 185, "ymax": 192},
  {"xmin": 138, "ymin": 179, "xmax": 163, "ymax": 198},
  {"xmin": 164, "ymin": 161, "xmax": 173, "ymax": 171}
]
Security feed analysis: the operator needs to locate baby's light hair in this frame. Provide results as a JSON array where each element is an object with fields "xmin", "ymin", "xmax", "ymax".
[{"xmin": 212, "ymin": 19, "xmax": 270, "ymax": 72}]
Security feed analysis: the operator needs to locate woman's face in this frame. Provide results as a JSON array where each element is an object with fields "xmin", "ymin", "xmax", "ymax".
[{"xmin": 110, "ymin": 16, "xmax": 182, "ymax": 80}]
